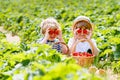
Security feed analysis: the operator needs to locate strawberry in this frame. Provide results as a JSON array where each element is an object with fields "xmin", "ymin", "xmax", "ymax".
[
  {"xmin": 49, "ymin": 29, "xmax": 54, "ymax": 35},
  {"xmin": 91, "ymin": 54, "xmax": 93, "ymax": 56},
  {"xmin": 73, "ymin": 52, "xmax": 93, "ymax": 57},
  {"xmin": 54, "ymin": 29, "xmax": 59, "ymax": 35},
  {"xmin": 81, "ymin": 52, "xmax": 93, "ymax": 57},
  {"xmin": 87, "ymin": 53, "xmax": 92, "ymax": 56},
  {"xmin": 82, "ymin": 52, "xmax": 86, "ymax": 56},
  {"xmin": 73, "ymin": 52, "xmax": 79, "ymax": 56},
  {"xmin": 79, "ymin": 53, "xmax": 83, "ymax": 56},
  {"xmin": 77, "ymin": 28, "xmax": 82, "ymax": 33},
  {"xmin": 83, "ymin": 29, "xmax": 88, "ymax": 34}
]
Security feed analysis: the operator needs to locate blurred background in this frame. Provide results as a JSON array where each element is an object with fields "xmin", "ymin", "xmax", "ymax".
[{"xmin": 0, "ymin": 0, "xmax": 120, "ymax": 80}]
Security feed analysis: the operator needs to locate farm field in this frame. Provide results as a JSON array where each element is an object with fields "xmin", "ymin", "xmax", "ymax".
[{"xmin": 0, "ymin": 0, "xmax": 120, "ymax": 80}]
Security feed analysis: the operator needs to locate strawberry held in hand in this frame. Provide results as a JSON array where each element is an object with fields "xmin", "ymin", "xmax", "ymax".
[
  {"xmin": 54, "ymin": 29, "xmax": 59, "ymax": 35},
  {"xmin": 77, "ymin": 28, "xmax": 82, "ymax": 33},
  {"xmin": 83, "ymin": 29, "xmax": 88, "ymax": 34},
  {"xmin": 49, "ymin": 29, "xmax": 54, "ymax": 34},
  {"xmin": 49, "ymin": 29, "xmax": 60, "ymax": 35},
  {"xmin": 77, "ymin": 28, "xmax": 88, "ymax": 34}
]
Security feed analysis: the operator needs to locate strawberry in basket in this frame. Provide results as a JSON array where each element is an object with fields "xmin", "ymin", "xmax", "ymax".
[
  {"xmin": 81, "ymin": 52, "xmax": 93, "ymax": 57},
  {"xmin": 73, "ymin": 52, "xmax": 93, "ymax": 57},
  {"xmin": 73, "ymin": 52, "xmax": 94, "ymax": 67},
  {"xmin": 73, "ymin": 52, "xmax": 79, "ymax": 56}
]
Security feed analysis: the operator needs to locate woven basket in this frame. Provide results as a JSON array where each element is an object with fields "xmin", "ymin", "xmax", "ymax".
[
  {"xmin": 78, "ymin": 55, "xmax": 95, "ymax": 67},
  {"xmin": 54, "ymin": 42, "xmax": 70, "ymax": 55},
  {"xmin": 72, "ymin": 39, "xmax": 95, "ymax": 67}
]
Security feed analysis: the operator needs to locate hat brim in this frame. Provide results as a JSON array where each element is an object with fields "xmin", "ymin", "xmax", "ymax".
[{"xmin": 73, "ymin": 20, "xmax": 93, "ymax": 30}]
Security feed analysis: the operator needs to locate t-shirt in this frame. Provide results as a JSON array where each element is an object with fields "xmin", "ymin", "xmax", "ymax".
[
  {"xmin": 68, "ymin": 38, "xmax": 98, "ymax": 53},
  {"xmin": 37, "ymin": 38, "xmax": 62, "ymax": 53}
]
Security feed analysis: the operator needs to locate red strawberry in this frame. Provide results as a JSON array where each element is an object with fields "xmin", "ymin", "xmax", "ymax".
[
  {"xmin": 49, "ymin": 30, "xmax": 54, "ymax": 35},
  {"xmin": 90, "ymin": 54, "xmax": 93, "ymax": 56},
  {"xmin": 86, "ymin": 52, "xmax": 89, "ymax": 56},
  {"xmin": 82, "ymin": 52, "xmax": 86, "ymax": 56},
  {"xmin": 73, "ymin": 52, "xmax": 79, "ymax": 56},
  {"xmin": 83, "ymin": 29, "xmax": 88, "ymax": 34},
  {"xmin": 81, "ymin": 52, "xmax": 93, "ymax": 57},
  {"xmin": 79, "ymin": 53, "xmax": 82, "ymax": 56},
  {"xmin": 77, "ymin": 28, "xmax": 82, "ymax": 33},
  {"xmin": 54, "ymin": 29, "xmax": 59, "ymax": 35},
  {"xmin": 88, "ymin": 53, "xmax": 92, "ymax": 56},
  {"xmin": 86, "ymin": 53, "xmax": 89, "ymax": 57}
]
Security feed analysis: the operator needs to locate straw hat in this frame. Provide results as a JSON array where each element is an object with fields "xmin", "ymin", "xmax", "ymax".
[{"xmin": 73, "ymin": 16, "xmax": 93, "ymax": 30}]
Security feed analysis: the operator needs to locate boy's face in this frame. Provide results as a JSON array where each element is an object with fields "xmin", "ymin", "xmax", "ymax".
[
  {"xmin": 49, "ymin": 33, "xmax": 58, "ymax": 40},
  {"xmin": 48, "ymin": 28, "xmax": 59, "ymax": 40},
  {"xmin": 74, "ymin": 26, "xmax": 92, "ymax": 39}
]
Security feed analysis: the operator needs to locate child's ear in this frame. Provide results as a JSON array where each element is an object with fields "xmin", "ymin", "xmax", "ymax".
[{"xmin": 90, "ymin": 28, "xmax": 93, "ymax": 32}]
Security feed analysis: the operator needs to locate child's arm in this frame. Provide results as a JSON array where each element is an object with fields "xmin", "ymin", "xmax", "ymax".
[
  {"xmin": 69, "ymin": 38, "xmax": 87, "ymax": 55},
  {"xmin": 84, "ymin": 30, "xmax": 99, "ymax": 56},
  {"xmin": 40, "ymin": 37, "xmax": 48, "ymax": 44},
  {"xmin": 57, "ymin": 30, "xmax": 69, "ymax": 54},
  {"xmin": 69, "ymin": 29, "xmax": 83, "ymax": 55},
  {"xmin": 69, "ymin": 38, "xmax": 78, "ymax": 55},
  {"xmin": 57, "ymin": 30, "xmax": 64, "ymax": 42},
  {"xmin": 87, "ymin": 39, "xmax": 99, "ymax": 56},
  {"xmin": 40, "ymin": 28, "xmax": 50, "ymax": 44}
]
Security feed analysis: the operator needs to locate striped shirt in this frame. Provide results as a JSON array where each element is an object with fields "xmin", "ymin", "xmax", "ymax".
[{"xmin": 37, "ymin": 38, "xmax": 62, "ymax": 53}]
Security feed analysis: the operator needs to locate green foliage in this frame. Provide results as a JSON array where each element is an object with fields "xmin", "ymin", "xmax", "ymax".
[{"xmin": 0, "ymin": 0, "xmax": 120, "ymax": 79}]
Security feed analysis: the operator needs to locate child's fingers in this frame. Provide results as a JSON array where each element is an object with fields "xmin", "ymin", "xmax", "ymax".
[
  {"xmin": 85, "ymin": 34, "xmax": 91, "ymax": 39},
  {"xmin": 80, "ymin": 38, "xmax": 87, "ymax": 42},
  {"xmin": 44, "ymin": 29, "xmax": 50, "ymax": 37},
  {"xmin": 59, "ymin": 30, "xmax": 62, "ymax": 35},
  {"xmin": 73, "ymin": 35, "xmax": 78, "ymax": 40},
  {"xmin": 46, "ymin": 28, "xmax": 50, "ymax": 34},
  {"xmin": 46, "ymin": 27, "xmax": 50, "ymax": 31},
  {"xmin": 74, "ymin": 29, "xmax": 79, "ymax": 35}
]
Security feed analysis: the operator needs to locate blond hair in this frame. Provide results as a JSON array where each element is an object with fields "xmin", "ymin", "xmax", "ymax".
[{"xmin": 40, "ymin": 17, "xmax": 60, "ymax": 34}]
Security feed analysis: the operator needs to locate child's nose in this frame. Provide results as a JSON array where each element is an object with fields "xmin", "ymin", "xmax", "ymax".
[
  {"xmin": 81, "ymin": 29, "xmax": 84, "ymax": 35},
  {"xmin": 51, "ymin": 34, "xmax": 56, "ymax": 36}
]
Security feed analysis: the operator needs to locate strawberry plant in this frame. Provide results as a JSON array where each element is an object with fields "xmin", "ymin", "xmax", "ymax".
[{"xmin": 0, "ymin": 0, "xmax": 120, "ymax": 79}]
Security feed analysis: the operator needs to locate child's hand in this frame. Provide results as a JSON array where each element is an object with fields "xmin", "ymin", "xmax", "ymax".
[
  {"xmin": 73, "ymin": 29, "xmax": 80, "ymax": 40},
  {"xmin": 57, "ymin": 30, "xmax": 64, "ymax": 42},
  {"xmin": 85, "ymin": 30, "xmax": 92, "ymax": 39},
  {"xmin": 44, "ymin": 28, "xmax": 50, "ymax": 40},
  {"xmin": 74, "ymin": 29, "xmax": 86, "ymax": 40}
]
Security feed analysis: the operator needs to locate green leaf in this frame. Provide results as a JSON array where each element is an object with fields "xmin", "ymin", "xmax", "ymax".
[{"xmin": 21, "ymin": 59, "xmax": 30, "ymax": 66}]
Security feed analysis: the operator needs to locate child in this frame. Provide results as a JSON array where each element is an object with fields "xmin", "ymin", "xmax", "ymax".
[
  {"xmin": 68, "ymin": 16, "xmax": 99, "ymax": 56},
  {"xmin": 37, "ymin": 17, "xmax": 68, "ymax": 54}
]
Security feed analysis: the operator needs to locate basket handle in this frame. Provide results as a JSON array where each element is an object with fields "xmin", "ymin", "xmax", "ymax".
[
  {"xmin": 71, "ymin": 39, "xmax": 94, "ymax": 55},
  {"xmin": 54, "ymin": 42, "xmax": 70, "ymax": 55}
]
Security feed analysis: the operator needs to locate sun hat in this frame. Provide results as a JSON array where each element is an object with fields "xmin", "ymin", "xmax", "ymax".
[{"xmin": 73, "ymin": 16, "xmax": 93, "ymax": 30}]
